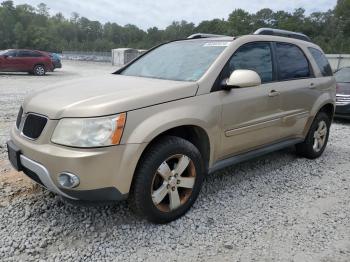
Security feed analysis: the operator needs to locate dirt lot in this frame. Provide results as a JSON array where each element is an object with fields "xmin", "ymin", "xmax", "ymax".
[{"xmin": 0, "ymin": 61, "xmax": 349, "ymax": 261}]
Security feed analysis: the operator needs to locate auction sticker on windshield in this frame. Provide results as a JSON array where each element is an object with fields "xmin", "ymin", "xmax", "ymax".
[{"xmin": 203, "ymin": 42, "xmax": 230, "ymax": 47}]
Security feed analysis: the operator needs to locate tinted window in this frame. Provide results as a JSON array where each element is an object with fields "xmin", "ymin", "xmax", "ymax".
[
  {"xmin": 5, "ymin": 50, "xmax": 17, "ymax": 57},
  {"xmin": 31, "ymin": 52, "xmax": 43, "ymax": 57},
  {"xmin": 308, "ymin": 47, "xmax": 332, "ymax": 77},
  {"xmin": 17, "ymin": 51, "xmax": 43, "ymax": 57},
  {"xmin": 335, "ymin": 67, "xmax": 350, "ymax": 83},
  {"xmin": 276, "ymin": 43, "xmax": 310, "ymax": 80},
  {"xmin": 228, "ymin": 42, "xmax": 273, "ymax": 83},
  {"xmin": 17, "ymin": 51, "xmax": 32, "ymax": 57}
]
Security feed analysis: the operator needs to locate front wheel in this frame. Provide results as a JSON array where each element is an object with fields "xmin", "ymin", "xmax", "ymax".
[
  {"xmin": 129, "ymin": 136, "xmax": 205, "ymax": 224},
  {"xmin": 296, "ymin": 112, "xmax": 331, "ymax": 159},
  {"xmin": 33, "ymin": 65, "xmax": 46, "ymax": 76}
]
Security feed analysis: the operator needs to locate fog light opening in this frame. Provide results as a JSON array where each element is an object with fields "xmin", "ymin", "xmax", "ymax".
[{"xmin": 58, "ymin": 173, "xmax": 80, "ymax": 189}]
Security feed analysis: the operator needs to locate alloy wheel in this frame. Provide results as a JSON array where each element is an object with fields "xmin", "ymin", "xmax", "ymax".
[
  {"xmin": 151, "ymin": 154, "xmax": 196, "ymax": 212},
  {"xmin": 313, "ymin": 120, "xmax": 328, "ymax": 152},
  {"xmin": 35, "ymin": 66, "xmax": 45, "ymax": 76}
]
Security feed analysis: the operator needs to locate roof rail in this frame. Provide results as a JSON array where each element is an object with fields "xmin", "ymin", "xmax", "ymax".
[
  {"xmin": 253, "ymin": 28, "xmax": 312, "ymax": 42},
  {"xmin": 187, "ymin": 33, "xmax": 231, "ymax": 39}
]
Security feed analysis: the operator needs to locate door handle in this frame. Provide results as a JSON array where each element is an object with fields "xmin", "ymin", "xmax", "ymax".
[
  {"xmin": 309, "ymin": 82, "xmax": 315, "ymax": 89},
  {"xmin": 268, "ymin": 90, "xmax": 280, "ymax": 97}
]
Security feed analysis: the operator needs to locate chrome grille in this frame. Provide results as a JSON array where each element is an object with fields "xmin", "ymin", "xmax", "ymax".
[
  {"xmin": 336, "ymin": 94, "xmax": 350, "ymax": 106},
  {"xmin": 16, "ymin": 108, "xmax": 48, "ymax": 140}
]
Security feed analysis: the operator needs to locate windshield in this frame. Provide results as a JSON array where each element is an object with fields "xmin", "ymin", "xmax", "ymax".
[
  {"xmin": 335, "ymin": 67, "xmax": 350, "ymax": 83},
  {"xmin": 120, "ymin": 40, "xmax": 230, "ymax": 81}
]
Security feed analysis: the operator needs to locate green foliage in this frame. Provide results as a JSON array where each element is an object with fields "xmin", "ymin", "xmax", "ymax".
[{"xmin": 0, "ymin": 0, "xmax": 348, "ymax": 53}]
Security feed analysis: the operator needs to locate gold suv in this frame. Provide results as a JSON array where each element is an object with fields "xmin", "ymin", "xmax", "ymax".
[{"xmin": 7, "ymin": 28, "xmax": 336, "ymax": 223}]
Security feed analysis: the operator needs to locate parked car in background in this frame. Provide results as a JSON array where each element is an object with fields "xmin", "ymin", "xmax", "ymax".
[
  {"xmin": 334, "ymin": 67, "xmax": 350, "ymax": 119},
  {"xmin": 47, "ymin": 52, "xmax": 62, "ymax": 70},
  {"xmin": 0, "ymin": 49, "xmax": 54, "ymax": 76}
]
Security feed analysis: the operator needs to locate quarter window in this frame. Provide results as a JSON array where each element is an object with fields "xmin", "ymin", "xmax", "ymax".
[
  {"xmin": 276, "ymin": 43, "xmax": 310, "ymax": 80},
  {"xmin": 308, "ymin": 47, "xmax": 332, "ymax": 77},
  {"xmin": 228, "ymin": 42, "xmax": 273, "ymax": 83}
]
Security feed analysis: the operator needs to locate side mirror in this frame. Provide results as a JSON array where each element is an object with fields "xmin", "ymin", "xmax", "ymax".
[{"xmin": 225, "ymin": 69, "xmax": 262, "ymax": 89}]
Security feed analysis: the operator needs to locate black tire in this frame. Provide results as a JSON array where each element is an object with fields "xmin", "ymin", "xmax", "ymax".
[
  {"xmin": 129, "ymin": 136, "xmax": 205, "ymax": 224},
  {"xmin": 296, "ymin": 112, "xmax": 331, "ymax": 159},
  {"xmin": 33, "ymin": 64, "xmax": 46, "ymax": 76}
]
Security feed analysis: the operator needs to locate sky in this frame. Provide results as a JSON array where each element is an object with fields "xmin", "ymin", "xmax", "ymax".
[{"xmin": 12, "ymin": 0, "xmax": 337, "ymax": 30}]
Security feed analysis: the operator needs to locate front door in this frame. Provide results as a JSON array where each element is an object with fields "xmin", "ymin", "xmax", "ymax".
[
  {"xmin": 219, "ymin": 42, "xmax": 285, "ymax": 159},
  {"xmin": 1, "ymin": 50, "xmax": 19, "ymax": 71}
]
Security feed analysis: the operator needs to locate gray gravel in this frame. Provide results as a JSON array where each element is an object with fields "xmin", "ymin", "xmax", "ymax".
[{"xmin": 0, "ymin": 61, "xmax": 350, "ymax": 261}]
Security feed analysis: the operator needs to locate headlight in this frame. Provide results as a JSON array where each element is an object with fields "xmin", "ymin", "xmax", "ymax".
[{"xmin": 51, "ymin": 113, "xmax": 126, "ymax": 147}]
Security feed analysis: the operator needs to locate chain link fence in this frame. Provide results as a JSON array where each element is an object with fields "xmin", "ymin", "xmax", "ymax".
[
  {"xmin": 326, "ymin": 54, "xmax": 350, "ymax": 71},
  {"xmin": 61, "ymin": 51, "xmax": 111, "ymax": 62}
]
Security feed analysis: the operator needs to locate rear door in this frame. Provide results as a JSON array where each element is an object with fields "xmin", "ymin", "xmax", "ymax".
[
  {"xmin": 17, "ymin": 50, "xmax": 40, "ymax": 71},
  {"xmin": 219, "ymin": 42, "xmax": 286, "ymax": 158},
  {"xmin": 274, "ymin": 42, "xmax": 315, "ymax": 138}
]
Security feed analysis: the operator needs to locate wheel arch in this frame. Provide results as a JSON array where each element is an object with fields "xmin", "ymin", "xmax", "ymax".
[
  {"xmin": 137, "ymin": 125, "xmax": 211, "ymax": 172},
  {"xmin": 127, "ymin": 124, "xmax": 211, "ymax": 204},
  {"xmin": 303, "ymin": 101, "xmax": 335, "ymax": 137},
  {"xmin": 318, "ymin": 103, "xmax": 335, "ymax": 119},
  {"xmin": 32, "ymin": 63, "xmax": 46, "ymax": 74},
  {"xmin": 33, "ymin": 63, "xmax": 45, "ymax": 69}
]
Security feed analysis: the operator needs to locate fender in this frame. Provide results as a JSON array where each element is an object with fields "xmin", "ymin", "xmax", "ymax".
[
  {"xmin": 122, "ymin": 94, "xmax": 223, "ymax": 166},
  {"xmin": 302, "ymin": 91, "xmax": 335, "ymax": 137}
]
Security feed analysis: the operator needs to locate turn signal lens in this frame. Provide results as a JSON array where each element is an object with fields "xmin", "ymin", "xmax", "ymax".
[{"xmin": 112, "ymin": 112, "xmax": 126, "ymax": 145}]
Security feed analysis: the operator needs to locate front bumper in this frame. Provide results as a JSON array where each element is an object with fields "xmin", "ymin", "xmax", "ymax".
[
  {"xmin": 335, "ymin": 103, "xmax": 350, "ymax": 119},
  {"xmin": 8, "ymin": 127, "xmax": 147, "ymax": 201}
]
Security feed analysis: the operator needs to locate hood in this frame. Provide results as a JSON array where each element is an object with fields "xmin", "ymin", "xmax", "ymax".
[{"xmin": 23, "ymin": 74, "xmax": 198, "ymax": 119}]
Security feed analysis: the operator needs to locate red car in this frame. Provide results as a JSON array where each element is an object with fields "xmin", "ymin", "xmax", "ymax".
[{"xmin": 0, "ymin": 49, "xmax": 54, "ymax": 76}]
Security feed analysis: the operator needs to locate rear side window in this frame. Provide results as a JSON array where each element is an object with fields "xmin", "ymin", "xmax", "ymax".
[
  {"xmin": 308, "ymin": 47, "xmax": 332, "ymax": 77},
  {"xmin": 18, "ymin": 51, "xmax": 43, "ymax": 57},
  {"xmin": 17, "ymin": 51, "xmax": 32, "ymax": 57},
  {"xmin": 31, "ymin": 51, "xmax": 43, "ymax": 57},
  {"xmin": 228, "ymin": 42, "xmax": 273, "ymax": 83},
  {"xmin": 276, "ymin": 43, "xmax": 310, "ymax": 80}
]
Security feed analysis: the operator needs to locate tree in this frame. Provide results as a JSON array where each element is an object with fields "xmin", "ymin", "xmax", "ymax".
[
  {"xmin": 0, "ymin": 0, "xmax": 348, "ymax": 53},
  {"xmin": 37, "ymin": 3, "xmax": 49, "ymax": 17},
  {"xmin": 227, "ymin": 9, "xmax": 253, "ymax": 35},
  {"xmin": 196, "ymin": 19, "xmax": 228, "ymax": 35}
]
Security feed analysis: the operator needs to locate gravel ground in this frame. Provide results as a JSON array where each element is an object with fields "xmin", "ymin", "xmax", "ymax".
[{"xmin": 0, "ymin": 61, "xmax": 349, "ymax": 261}]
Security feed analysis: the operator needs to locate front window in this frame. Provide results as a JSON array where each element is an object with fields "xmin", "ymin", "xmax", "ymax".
[
  {"xmin": 335, "ymin": 67, "xmax": 350, "ymax": 83},
  {"xmin": 120, "ymin": 40, "xmax": 230, "ymax": 81},
  {"xmin": 227, "ymin": 42, "xmax": 273, "ymax": 83},
  {"xmin": 0, "ymin": 50, "xmax": 16, "ymax": 57}
]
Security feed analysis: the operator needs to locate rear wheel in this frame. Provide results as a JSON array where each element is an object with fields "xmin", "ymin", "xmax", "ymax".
[
  {"xmin": 129, "ymin": 136, "xmax": 205, "ymax": 224},
  {"xmin": 296, "ymin": 112, "xmax": 331, "ymax": 159},
  {"xmin": 33, "ymin": 65, "xmax": 46, "ymax": 76}
]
